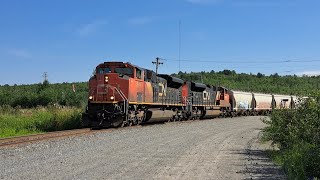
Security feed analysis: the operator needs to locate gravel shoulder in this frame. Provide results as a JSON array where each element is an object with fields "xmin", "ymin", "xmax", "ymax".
[{"xmin": 0, "ymin": 116, "xmax": 285, "ymax": 180}]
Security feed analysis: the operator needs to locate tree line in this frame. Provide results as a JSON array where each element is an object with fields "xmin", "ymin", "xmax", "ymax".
[{"xmin": 0, "ymin": 81, "xmax": 88, "ymax": 108}]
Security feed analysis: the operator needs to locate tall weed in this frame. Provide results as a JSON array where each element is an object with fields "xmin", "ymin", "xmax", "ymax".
[{"xmin": 0, "ymin": 106, "xmax": 83, "ymax": 138}]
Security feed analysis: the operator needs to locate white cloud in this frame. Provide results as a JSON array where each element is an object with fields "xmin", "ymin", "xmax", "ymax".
[
  {"xmin": 128, "ymin": 17, "xmax": 153, "ymax": 25},
  {"xmin": 8, "ymin": 49, "xmax": 31, "ymax": 59},
  {"xmin": 76, "ymin": 20, "xmax": 107, "ymax": 37},
  {"xmin": 297, "ymin": 71, "xmax": 320, "ymax": 76},
  {"xmin": 186, "ymin": 0, "xmax": 223, "ymax": 5}
]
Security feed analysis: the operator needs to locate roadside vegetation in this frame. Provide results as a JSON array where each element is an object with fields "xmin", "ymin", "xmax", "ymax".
[
  {"xmin": 0, "ymin": 105, "xmax": 82, "ymax": 138},
  {"xmin": 0, "ymin": 80, "xmax": 86, "ymax": 138},
  {"xmin": 263, "ymin": 92, "xmax": 320, "ymax": 179}
]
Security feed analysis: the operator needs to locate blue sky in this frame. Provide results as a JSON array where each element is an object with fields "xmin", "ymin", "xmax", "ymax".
[{"xmin": 1, "ymin": 0, "xmax": 320, "ymax": 85}]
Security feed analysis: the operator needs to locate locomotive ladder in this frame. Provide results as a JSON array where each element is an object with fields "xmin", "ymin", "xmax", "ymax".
[{"xmin": 113, "ymin": 87, "xmax": 129, "ymax": 121}]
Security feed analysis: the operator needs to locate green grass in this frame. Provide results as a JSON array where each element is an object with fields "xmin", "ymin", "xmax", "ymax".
[{"xmin": 0, "ymin": 106, "xmax": 83, "ymax": 138}]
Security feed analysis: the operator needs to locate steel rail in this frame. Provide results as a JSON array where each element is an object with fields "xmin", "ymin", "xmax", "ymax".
[{"xmin": 0, "ymin": 128, "xmax": 92, "ymax": 147}]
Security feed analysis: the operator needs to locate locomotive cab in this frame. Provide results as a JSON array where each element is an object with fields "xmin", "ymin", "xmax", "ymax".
[
  {"xmin": 88, "ymin": 62, "xmax": 147, "ymax": 103},
  {"xmin": 84, "ymin": 62, "xmax": 151, "ymax": 128}
]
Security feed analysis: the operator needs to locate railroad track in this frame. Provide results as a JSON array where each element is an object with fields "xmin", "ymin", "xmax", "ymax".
[
  {"xmin": 0, "ymin": 128, "xmax": 92, "ymax": 147},
  {"xmin": 0, "ymin": 125, "xmax": 146, "ymax": 147},
  {"xmin": 0, "ymin": 119, "xmax": 218, "ymax": 147}
]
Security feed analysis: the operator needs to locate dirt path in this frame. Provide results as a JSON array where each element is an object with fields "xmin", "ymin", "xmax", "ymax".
[{"xmin": 0, "ymin": 116, "xmax": 285, "ymax": 179}]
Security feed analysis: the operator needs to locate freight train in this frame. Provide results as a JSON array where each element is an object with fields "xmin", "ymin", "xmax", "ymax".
[{"xmin": 82, "ymin": 61, "xmax": 296, "ymax": 128}]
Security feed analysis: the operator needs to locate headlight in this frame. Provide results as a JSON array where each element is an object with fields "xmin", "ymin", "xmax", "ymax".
[
  {"xmin": 89, "ymin": 96, "xmax": 93, "ymax": 100},
  {"xmin": 105, "ymin": 76, "xmax": 109, "ymax": 82},
  {"xmin": 110, "ymin": 96, "xmax": 115, "ymax": 100}
]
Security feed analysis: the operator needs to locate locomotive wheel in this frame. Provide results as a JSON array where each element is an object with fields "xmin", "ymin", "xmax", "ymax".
[
  {"xmin": 121, "ymin": 121, "xmax": 127, "ymax": 127},
  {"xmin": 173, "ymin": 115, "xmax": 178, "ymax": 122},
  {"xmin": 132, "ymin": 117, "xmax": 138, "ymax": 126},
  {"xmin": 182, "ymin": 112, "xmax": 192, "ymax": 121}
]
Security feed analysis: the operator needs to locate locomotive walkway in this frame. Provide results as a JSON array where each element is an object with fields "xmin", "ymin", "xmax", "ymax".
[{"xmin": 0, "ymin": 116, "xmax": 285, "ymax": 179}]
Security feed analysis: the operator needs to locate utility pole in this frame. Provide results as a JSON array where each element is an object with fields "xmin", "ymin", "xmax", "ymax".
[
  {"xmin": 42, "ymin": 72, "xmax": 49, "ymax": 86},
  {"xmin": 43, "ymin": 72, "xmax": 48, "ymax": 82},
  {"xmin": 179, "ymin": 19, "xmax": 181, "ymax": 72},
  {"xmin": 152, "ymin": 57, "xmax": 163, "ymax": 75}
]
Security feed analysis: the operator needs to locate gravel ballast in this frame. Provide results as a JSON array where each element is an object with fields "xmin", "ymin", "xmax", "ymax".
[{"xmin": 0, "ymin": 116, "xmax": 285, "ymax": 179}]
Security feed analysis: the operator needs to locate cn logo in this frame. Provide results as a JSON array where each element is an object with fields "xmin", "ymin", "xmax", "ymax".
[{"xmin": 158, "ymin": 83, "xmax": 167, "ymax": 97}]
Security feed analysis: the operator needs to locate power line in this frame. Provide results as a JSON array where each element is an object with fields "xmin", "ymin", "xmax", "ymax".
[{"xmin": 161, "ymin": 57, "xmax": 320, "ymax": 64}]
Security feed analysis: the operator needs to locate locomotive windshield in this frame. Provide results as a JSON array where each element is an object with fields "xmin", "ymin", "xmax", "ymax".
[
  {"xmin": 97, "ymin": 67, "xmax": 111, "ymax": 74},
  {"xmin": 115, "ymin": 67, "xmax": 133, "ymax": 76}
]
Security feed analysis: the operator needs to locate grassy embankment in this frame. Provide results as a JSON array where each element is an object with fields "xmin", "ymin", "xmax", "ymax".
[
  {"xmin": 263, "ymin": 92, "xmax": 320, "ymax": 179},
  {"xmin": 0, "ymin": 106, "xmax": 82, "ymax": 138}
]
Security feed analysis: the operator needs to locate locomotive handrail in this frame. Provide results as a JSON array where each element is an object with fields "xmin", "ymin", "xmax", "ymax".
[
  {"xmin": 107, "ymin": 85, "xmax": 128, "ymax": 122},
  {"xmin": 103, "ymin": 84, "xmax": 127, "ymax": 101},
  {"xmin": 114, "ymin": 87, "xmax": 128, "ymax": 102},
  {"xmin": 114, "ymin": 87, "xmax": 129, "ymax": 123}
]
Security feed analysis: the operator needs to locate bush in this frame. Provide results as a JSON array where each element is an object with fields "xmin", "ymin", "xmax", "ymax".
[{"xmin": 263, "ymin": 93, "xmax": 320, "ymax": 179}]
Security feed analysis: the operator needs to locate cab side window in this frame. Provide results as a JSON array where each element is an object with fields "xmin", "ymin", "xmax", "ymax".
[
  {"xmin": 136, "ymin": 68, "xmax": 142, "ymax": 79},
  {"xmin": 203, "ymin": 92, "xmax": 208, "ymax": 100}
]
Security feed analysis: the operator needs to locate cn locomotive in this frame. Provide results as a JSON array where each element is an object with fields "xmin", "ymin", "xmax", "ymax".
[{"xmin": 82, "ymin": 61, "xmax": 296, "ymax": 128}]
